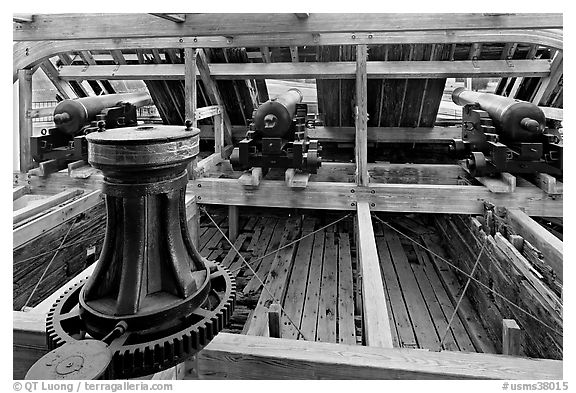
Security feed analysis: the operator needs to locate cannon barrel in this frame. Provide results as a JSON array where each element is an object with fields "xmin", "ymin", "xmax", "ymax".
[
  {"xmin": 253, "ymin": 88, "xmax": 303, "ymax": 138},
  {"xmin": 452, "ymin": 87, "xmax": 545, "ymax": 143},
  {"xmin": 53, "ymin": 92, "xmax": 153, "ymax": 136}
]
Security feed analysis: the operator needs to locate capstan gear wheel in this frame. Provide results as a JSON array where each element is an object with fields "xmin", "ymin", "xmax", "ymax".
[{"xmin": 45, "ymin": 261, "xmax": 235, "ymax": 379}]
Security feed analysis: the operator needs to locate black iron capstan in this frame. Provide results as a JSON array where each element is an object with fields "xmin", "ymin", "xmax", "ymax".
[{"xmin": 26, "ymin": 124, "xmax": 235, "ymax": 380}]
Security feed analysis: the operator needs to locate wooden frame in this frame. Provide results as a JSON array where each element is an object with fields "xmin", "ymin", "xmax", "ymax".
[
  {"xmin": 13, "ymin": 13, "xmax": 562, "ymax": 41},
  {"xmin": 56, "ymin": 59, "xmax": 552, "ymax": 81}
]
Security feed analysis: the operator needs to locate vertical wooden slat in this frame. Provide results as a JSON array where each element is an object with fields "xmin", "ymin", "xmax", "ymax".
[
  {"xmin": 228, "ymin": 205, "xmax": 239, "ymax": 243},
  {"xmin": 355, "ymin": 44, "xmax": 368, "ymax": 187},
  {"xmin": 502, "ymin": 319, "xmax": 521, "ymax": 356},
  {"xmin": 18, "ymin": 69, "xmax": 33, "ymax": 173},
  {"xmin": 184, "ymin": 48, "xmax": 197, "ymax": 126}
]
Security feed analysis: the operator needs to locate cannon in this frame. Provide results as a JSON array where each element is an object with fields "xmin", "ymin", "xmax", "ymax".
[
  {"xmin": 230, "ymin": 88, "xmax": 322, "ymax": 174},
  {"xmin": 30, "ymin": 92, "xmax": 153, "ymax": 166},
  {"xmin": 451, "ymin": 87, "xmax": 562, "ymax": 177}
]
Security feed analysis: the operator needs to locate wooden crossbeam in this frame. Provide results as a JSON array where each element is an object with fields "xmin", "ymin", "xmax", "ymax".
[
  {"xmin": 356, "ymin": 202, "xmax": 394, "ymax": 347},
  {"xmin": 192, "ymin": 179, "xmax": 562, "ymax": 217},
  {"xmin": 13, "ymin": 13, "xmax": 562, "ymax": 41},
  {"xmin": 57, "ymin": 59, "xmax": 552, "ymax": 81},
  {"xmin": 14, "ymin": 30, "xmax": 563, "ymax": 81},
  {"xmin": 13, "ymin": 189, "xmax": 83, "ymax": 225}
]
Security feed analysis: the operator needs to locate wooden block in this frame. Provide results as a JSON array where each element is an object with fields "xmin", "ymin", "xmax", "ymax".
[
  {"xmin": 239, "ymin": 167, "xmax": 262, "ymax": 189},
  {"xmin": 337, "ymin": 234, "xmax": 356, "ymax": 345},
  {"xmin": 268, "ymin": 303, "xmax": 282, "ymax": 338},
  {"xmin": 476, "ymin": 173, "xmax": 516, "ymax": 193},
  {"xmin": 285, "ymin": 169, "xmax": 310, "ymax": 189},
  {"xmin": 535, "ymin": 173, "xmax": 562, "ymax": 195},
  {"xmin": 502, "ymin": 319, "xmax": 521, "ymax": 356}
]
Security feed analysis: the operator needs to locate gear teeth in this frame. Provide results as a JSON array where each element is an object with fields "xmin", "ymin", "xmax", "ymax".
[{"xmin": 45, "ymin": 264, "xmax": 236, "ymax": 379}]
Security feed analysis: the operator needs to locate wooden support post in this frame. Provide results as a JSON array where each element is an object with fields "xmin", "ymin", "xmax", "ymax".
[
  {"xmin": 268, "ymin": 303, "xmax": 282, "ymax": 338},
  {"xmin": 214, "ymin": 112, "xmax": 224, "ymax": 156},
  {"xmin": 18, "ymin": 69, "xmax": 33, "ymax": 173},
  {"xmin": 39, "ymin": 60, "xmax": 76, "ymax": 99},
  {"xmin": 184, "ymin": 48, "xmax": 197, "ymax": 126},
  {"xmin": 502, "ymin": 319, "xmax": 521, "ymax": 356},
  {"xmin": 238, "ymin": 167, "xmax": 263, "ymax": 189},
  {"xmin": 355, "ymin": 45, "xmax": 369, "ymax": 186},
  {"xmin": 533, "ymin": 52, "xmax": 563, "ymax": 105},
  {"xmin": 228, "ymin": 205, "xmax": 239, "ymax": 243},
  {"xmin": 185, "ymin": 193, "xmax": 200, "ymax": 248},
  {"xmin": 355, "ymin": 202, "xmax": 394, "ymax": 348}
]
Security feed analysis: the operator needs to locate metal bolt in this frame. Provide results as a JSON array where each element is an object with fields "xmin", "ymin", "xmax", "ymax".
[
  {"xmin": 193, "ymin": 37, "xmax": 198, "ymax": 43},
  {"xmin": 351, "ymin": 202, "xmax": 356, "ymax": 207},
  {"xmin": 370, "ymin": 203, "xmax": 375, "ymax": 208},
  {"xmin": 179, "ymin": 38, "xmax": 183, "ymax": 43},
  {"xmin": 368, "ymin": 34, "xmax": 373, "ymax": 39},
  {"xmin": 370, "ymin": 190, "xmax": 375, "ymax": 194},
  {"xmin": 351, "ymin": 34, "xmax": 356, "ymax": 39},
  {"xmin": 350, "ymin": 189, "xmax": 355, "ymax": 193},
  {"xmin": 197, "ymin": 184, "xmax": 202, "ymax": 188},
  {"xmin": 197, "ymin": 196, "xmax": 202, "ymax": 200}
]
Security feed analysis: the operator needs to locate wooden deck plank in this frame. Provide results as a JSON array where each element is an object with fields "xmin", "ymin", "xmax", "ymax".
[
  {"xmin": 316, "ymin": 232, "xmax": 338, "ymax": 343},
  {"xmin": 282, "ymin": 219, "xmax": 316, "ymax": 340},
  {"xmin": 244, "ymin": 219, "xmax": 302, "ymax": 337},
  {"xmin": 221, "ymin": 233, "xmax": 249, "ymax": 269},
  {"xmin": 421, "ymin": 233, "xmax": 498, "ymax": 354},
  {"xmin": 245, "ymin": 217, "xmax": 267, "ymax": 252},
  {"xmin": 414, "ymin": 245, "xmax": 477, "ymax": 353},
  {"xmin": 243, "ymin": 217, "xmax": 279, "ymax": 278},
  {"xmin": 383, "ymin": 228, "xmax": 440, "ymax": 350},
  {"xmin": 299, "ymin": 231, "xmax": 325, "ymax": 340},
  {"xmin": 406, "ymin": 241, "xmax": 460, "ymax": 352},
  {"xmin": 243, "ymin": 218, "xmax": 287, "ymax": 293},
  {"xmin": 337, "ymin": 234, "xmax": 356, "ymax": 345},
  {"xmin": 375, "ymin": 234, "xmax": 416, "ymax": 348}
]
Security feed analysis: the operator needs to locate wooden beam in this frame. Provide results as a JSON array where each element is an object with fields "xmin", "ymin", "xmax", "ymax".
[
  {"xmin": 534, "ymin": 173, "xmax": 562, "ymax": 194},
  {"xmin": 14, "ymin": 29, "xmax": 563, "ymax": 82},
  {"xmin": 13, "ymin": 190, "xmax": 102, "ymax": 249},
  {"xmin": 13, "ymin": 189, "xmax": 83, "ymax": 225},
  {"xmin": 197, "ymin": 332, "xmax": 561, "ymax": 380},
  {"xmin": 13, "ymin": 320, "xmax": 562, "ymax": 381},
  {"xmin": 13, "ymin": 14, "xmax": 34, "ymax": 23},
  {"xmin": 533, "ymin": 52, "xmax": 563, "ymax": 105},
  {"xmin": 199, "ymin": 125, "xmax": 461, "ymax": 144},
  {"xmin": 356, "ymin": 202, "xmax": 394, "ymax": 347},
  {"xmin": 14, "ymin": 13, "xmax": 562, "ymax": 41},
  {"xmin": 18, "ymin": 69, "xmax": 33, "ymax": 173},
  {"xmin": 184, "ymin": 48, "xmax": 197, "ymax": 126},
  {"xmin": 39, "ymin": 60, "xmax": 76, "ymax": 99},
  {"xmin": 505, "ymin": 208, "xmax": 563, "ymax": 281},
  {"xmin": 191, "ymin": 179, "xmax": 562, "ymax": 217},
  {"xmin": 195, "ymin": 105, "xmax": 221, "ymax": 121},
  {"xmin": 196, "ymin": 49, "xmax": 233, "ymax": 144},
  {"xmin": 355, "ymin": 45, "xmax": 369, "ymax": 186},
  {"xmin": 57, "ymin": 59, "xmax": 552, "ymax": 81},
  {"xmin": 149, "ymin": 13, "xmax": 186, "ymax": 23}
]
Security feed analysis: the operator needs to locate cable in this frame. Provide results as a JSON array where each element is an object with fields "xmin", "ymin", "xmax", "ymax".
[
  {"xmin": 438, "ymin": 241, "xmax": 485, "ymax": 351},
  {"xmin": 22, "ymin": 216, "xmax": 79, "ymax": 310},
  {"xmin": 229, "ymin": 213, "xmax": 352, "ymax": 275},
  {"xmin": 201, "ymin": 207, "xmax": 309, "ymax": 341},
  {"xmin": 371, "ymin": 214, "xmax": 563, "ymax": 337},
  {"xmin": 14, "ymin": 233, "xmax": 105, "ymax": 266}
]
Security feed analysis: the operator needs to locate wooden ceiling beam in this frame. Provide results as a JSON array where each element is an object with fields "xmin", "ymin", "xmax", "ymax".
[
  {"xmin": 57, "ymin": 59, "xmax": 552, "ymax": 81},
  {"xmin": 14, "ymin": 29, "xmax": 563, "ymax": 82},
  {"xmin": 13, "ymin": 13, "xmax": 562, "ymax": 41}
]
